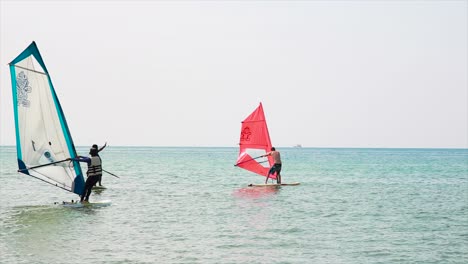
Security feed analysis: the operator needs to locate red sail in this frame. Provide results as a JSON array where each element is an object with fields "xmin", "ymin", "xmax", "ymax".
[{"xmin": 236, "ymin": 103, "xmax": 275, "ymax": 179}]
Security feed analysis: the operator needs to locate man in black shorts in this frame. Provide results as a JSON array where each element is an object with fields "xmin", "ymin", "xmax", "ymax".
[{"xmin": 263, "ymin": 147, "xmax": 282, "ymax": 184}]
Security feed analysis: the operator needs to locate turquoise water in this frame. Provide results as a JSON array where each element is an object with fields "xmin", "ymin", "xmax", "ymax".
[{"xmin": 0, "ymin": 146, "xmax": 467, "ymax": 263}]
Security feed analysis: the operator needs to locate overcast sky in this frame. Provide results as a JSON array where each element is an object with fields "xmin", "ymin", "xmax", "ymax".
[{"xmin": 0, "ymin": 1, "xmax": 466, "ymax": 148}]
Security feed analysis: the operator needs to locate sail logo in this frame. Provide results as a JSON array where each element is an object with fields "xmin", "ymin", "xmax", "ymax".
[
  {"xmin": 241, "ymin": 127, "xmax": 252, "ymax": 141},
  {"xmin": 16, "ymin": 71, "xmax": 32, "ymax": 107},
  {"xmin": 38, "ymin": 150, "xmax": 56, "ymax": 165},
  {"xmin": 44, "ymin": 151, "xmax": 55, "ymax": 163}
]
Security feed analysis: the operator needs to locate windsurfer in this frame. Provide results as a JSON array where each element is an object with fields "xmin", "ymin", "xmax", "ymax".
[
  {"xmin": 72, "ymin": 147, "xmax": 103, "ymax": 203},
  {"xmin": 92, "ymin": 142, "xmax": 107, "ymax": 186},
  {"xmin": 262, "ymin": 147, "xmax": 282, "ymax": 184}
]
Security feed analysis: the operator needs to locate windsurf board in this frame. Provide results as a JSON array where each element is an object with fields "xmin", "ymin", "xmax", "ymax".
[
  {"xmin": 248, "ymin": 182, "xmax": 300, "ymax": 187},
  {"xmin": 60, "ymin": 200, "xmax": 112, "ymax": 208}
]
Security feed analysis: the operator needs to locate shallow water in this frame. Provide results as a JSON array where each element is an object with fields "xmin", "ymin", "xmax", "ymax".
[{"xmin": 1, "ymin": 147, "xmax": 467, "ymax": 263}]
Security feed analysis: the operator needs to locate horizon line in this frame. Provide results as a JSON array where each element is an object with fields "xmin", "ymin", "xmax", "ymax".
[{"xmin": 0, "ymin": 145, "xmax": 466, "ymax": 150}]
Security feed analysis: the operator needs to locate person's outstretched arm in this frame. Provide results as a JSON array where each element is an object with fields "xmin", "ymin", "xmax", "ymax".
[
  {"xmin": 72, "ymin": 156, "xmax": 91, "ymax": 165},
  {"xmin": 98, "ymin": 142, "xmax": 107, "ymax": 153}
]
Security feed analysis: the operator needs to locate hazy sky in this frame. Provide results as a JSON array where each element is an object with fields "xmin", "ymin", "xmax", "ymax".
[{"xmin": 1, "ymin": 0, "xmax": 466, "ymax": 148}]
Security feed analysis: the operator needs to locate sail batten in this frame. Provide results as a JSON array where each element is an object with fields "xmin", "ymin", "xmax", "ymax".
[
  {"xmin": 9, "ymin": 42, "xmax": 85, "ymax": 196},
  {"xmin": 236, "ymin": 103, "xmax": 276, "ymax": 179},
  {"xmin": 12, "ymin": 64, "xmax": 47, "ymax": 75}
]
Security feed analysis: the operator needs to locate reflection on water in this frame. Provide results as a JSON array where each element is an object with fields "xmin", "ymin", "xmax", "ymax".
[
  {"xmin": 232, "ymin": 186, "xmax": 280, "ymax": 199},
  {"xmin": 91, "ymin": 187, "xmax": 106, "ymax": 195}
]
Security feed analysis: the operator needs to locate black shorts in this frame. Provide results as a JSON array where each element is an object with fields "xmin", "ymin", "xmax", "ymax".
[{"xmin": 269, "ymin": 163, "xmax": 282, "ymax": 175}]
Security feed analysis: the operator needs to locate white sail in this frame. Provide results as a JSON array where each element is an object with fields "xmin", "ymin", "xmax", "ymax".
[{"xmin": 9, "ymin": 42, "xmax": 85, "ymax": 195}]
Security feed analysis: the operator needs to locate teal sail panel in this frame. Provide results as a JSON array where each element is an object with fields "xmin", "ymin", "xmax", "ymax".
[{"xmin": 9, "ymin": 42, "xmax": 85, "ymax": 196}]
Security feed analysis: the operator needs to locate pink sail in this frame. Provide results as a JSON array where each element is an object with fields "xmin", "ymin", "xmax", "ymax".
[{"xmin": 236, "ymin": 103, "xmax": 276, "ymax": 179}]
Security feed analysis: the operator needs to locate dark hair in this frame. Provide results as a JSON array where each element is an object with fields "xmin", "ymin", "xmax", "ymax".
[
  {"xmin": 271, "ymin": 147, "xmax": 276, "ymax": 151},
  {"xmin": 89, "ymin": 148, "xmax": 98, "ymax": 156},
  {"xmin": 92, "ymin": 144, "xmax": 98, "ymax": 149}
]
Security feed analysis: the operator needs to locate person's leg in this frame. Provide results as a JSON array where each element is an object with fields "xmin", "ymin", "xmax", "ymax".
[
  {"xmin": 94, "ymin": 175, "xmax": 101, "ymax": 186},
  {"xmin": 276, "ymin": 165, "xmax": 282, "ymax": 184},
  {"xmin": 98, "ymin": 175, "xmax": 102, "ymax": 186},
  {"xmin": 85, "ymin": 176, "xmax": 99, "ymax": 201},
  {"xmin": 82, "ymin": 187, "xmax": 90, "ymax": 202},
  {"xmin": 81, "ymin": 178, "xmax": 91, "ymax": 202},
  {"xmin": 84, "ymin": 187, "xmax": 91, "ymax": 201},
  {"xmin": 266, "ymin": 166, "xmax": 275, "ymax": 184}
]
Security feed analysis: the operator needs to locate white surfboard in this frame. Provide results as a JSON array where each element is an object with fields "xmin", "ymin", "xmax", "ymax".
[
  {"xmin": 248, "ymin": 182, "xmax": 301, "ymax": 187},
  {"xmin": 60, "ymin": 200, "xmax": 112, "ymax": 208}
]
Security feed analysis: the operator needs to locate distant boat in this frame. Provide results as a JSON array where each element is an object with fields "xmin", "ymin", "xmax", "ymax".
[
  {"xmin": 9, "ymin": 42, "xmax": 85, "ymax": 197},
  {"xmin": 293, "ymin": 144, "xmax": 302, "ymax": 148},
  {"xmin": 234, "ymin": 103, "xmax": 276, "ymax": 181}
]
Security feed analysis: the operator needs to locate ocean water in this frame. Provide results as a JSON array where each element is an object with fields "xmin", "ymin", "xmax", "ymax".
[{"xmin": 0, "ymin": 146, "xmax": 467, "ymax": 264}]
